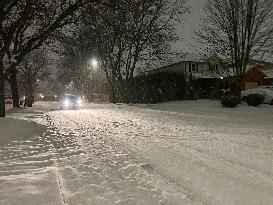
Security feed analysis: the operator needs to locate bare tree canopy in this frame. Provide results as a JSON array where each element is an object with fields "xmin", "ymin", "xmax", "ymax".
[
  {"xmin": 198, "ymin": 0, "xmax": 273, "ymax": 76},
  {"xmin": 0, "ymin": 0, "xmax": 98, "ymax": 117},
  {"xmin": 81, "ymin": 0, "xmax": 188, "ymax": 102},
  {"xmin": 18, "ymin": 49, "xmax": 49, "ymax": 98}
]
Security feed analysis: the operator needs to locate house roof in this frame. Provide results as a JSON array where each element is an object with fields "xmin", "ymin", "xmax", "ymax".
[
  {"xmin": 193, "ymin": 66, "xmax": 269, "ymax": 79},
  {"xmin": 176, "ymin": 53, "xmax": 207, "ymax": 63},
  {"xmin": 147, "ymin": 53, "xmax": 273, "ymax": 79},
  {"xmin": 190, "ymin": 72, "xmax": 222, "ymax": 79},
  {"xmin": 148, "ymin": 53, "xmax": 207, "ymax": 72},
  {"xmin": 263, "ymin": 70, "xmax": 273, "ymax": 79}
]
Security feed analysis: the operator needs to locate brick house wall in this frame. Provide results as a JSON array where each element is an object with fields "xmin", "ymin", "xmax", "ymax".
[{"xmin": 243, "ymin": 67, "xmax": 266, "ymax": 90}]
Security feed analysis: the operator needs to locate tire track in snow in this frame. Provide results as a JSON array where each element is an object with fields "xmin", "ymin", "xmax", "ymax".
[
  {"xmin": 48, "ymin": 110, "xmax": 206, "ymax": 205},
  {"xmin": 44, "ymin": 114, "xmax": 87, "ymax": 205},
  {"xmin": 62, "ymin": 108, "xmax": 273, "ymax": 205}
]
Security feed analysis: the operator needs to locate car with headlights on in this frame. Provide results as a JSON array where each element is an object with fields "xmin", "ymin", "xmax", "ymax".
[{"xmin": 60, "ymin": 94, "xmax": 82, "ymax": 110}]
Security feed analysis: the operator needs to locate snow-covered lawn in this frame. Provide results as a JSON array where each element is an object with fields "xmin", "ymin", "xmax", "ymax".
[{"xmin": 1, "ymin": 100, "xmax": 273, "ymax": 205}]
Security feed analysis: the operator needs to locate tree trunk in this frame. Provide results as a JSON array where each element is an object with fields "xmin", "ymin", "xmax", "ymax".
[
  {"xmin": 26, "ymin": 80, "xmax": 34, "ymax": 106},
  {"xmin": 109, "ymin": 84, "xmax": 117, "ymax": 104},
  {"xmin": 0, "ymin": 60, "xmax": 5, "ymax": 117},
  {"xmin": 10, "ymin": 67, "xmax": 20, "ymax": 108},
  {"xmin": 231, "ymin": 76, "xmax": 242, "ymax": 97}
]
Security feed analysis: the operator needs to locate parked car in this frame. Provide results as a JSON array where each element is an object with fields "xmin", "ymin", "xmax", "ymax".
[
  {"xmin": 60, "ymin": 94, "xmax": 81, "ymax": 110},
  {"xmin": 241, "ymin": 88, "xmax": 273, "ymax": 105},
  {"xmin": 4, "ymin": 96, "xmax": 13, "ymax": 104}
]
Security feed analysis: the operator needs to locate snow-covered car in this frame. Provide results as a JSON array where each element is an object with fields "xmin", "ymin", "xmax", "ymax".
[
  {"xmin": 258, "ymin": 86, "xmax": 273, "ymax": 91},
  {"xmin": 60, "ymin": 94, "xmax": 81, "ymax": 110},
  {"xmin": 4, "ymin": 96, "xmax": 13, "ymax": 104},
  {"xmin": 241, "ymin": 88, "xmax": 273, "ymax": 105}
]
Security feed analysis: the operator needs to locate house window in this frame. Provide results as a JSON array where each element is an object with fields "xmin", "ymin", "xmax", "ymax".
[
  {"xmin": 191, "ymin": 63, "xmax": 196, "ymax": 72},
  {"xmin": 189, "ymin": 63, "xmax": 198, "ymax": 72},
  {"xmin": 214, "ymin": 64, "xmax": 219, "ymax": 71}
]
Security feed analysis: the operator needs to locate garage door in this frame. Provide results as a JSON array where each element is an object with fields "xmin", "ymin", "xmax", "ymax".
[{"xmin": 245, "ymin": 82, "xmax": 258, "ymax": 90}]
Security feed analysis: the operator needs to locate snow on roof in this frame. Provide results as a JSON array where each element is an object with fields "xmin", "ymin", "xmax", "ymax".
[
  {"xmin": 263, "ymin": 70, "xmax": 273, "ymax": 79},
  {"xmin": 219, "ymin": 65, "xmax": 261, "ymax": 78},
  {"xmin": 190, "ymin": 72, "xmax": 221, "ymax": 79},
  {"xmin": 148, "ymin": 53, "xmax": 273, "ymax": 79},
  {"xmin": 148, "ymin": 53, "xmax": 207, "ymax": 72},
  {"xmin": 176, "ymin": 53, "xmax": 207, "ymax": 63}
]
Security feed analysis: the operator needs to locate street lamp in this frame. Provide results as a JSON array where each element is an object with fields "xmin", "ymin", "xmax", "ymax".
[{"xmin": 90, "ymin": 58, "xmax": 98, "ymax": 69}]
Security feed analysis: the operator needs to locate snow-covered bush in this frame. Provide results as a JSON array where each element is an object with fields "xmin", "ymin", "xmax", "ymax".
[
  {"xmin": 221, "ymin": 95, "xmax": 240, "ymax": 108},
  {"xmin": 245, "ymin": 94, "xmax": 265, "ymax": 107}
]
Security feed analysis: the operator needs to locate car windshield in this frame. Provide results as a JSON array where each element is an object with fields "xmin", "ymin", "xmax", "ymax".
[{"xmin": 63, "ymin": 95, "xmax": 76, "ymax": 100}]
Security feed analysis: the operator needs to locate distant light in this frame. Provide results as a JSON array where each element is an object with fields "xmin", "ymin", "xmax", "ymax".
[
  {"xmin": 64, "ymin": 99, "xmax": 69, "ymax": 107},
  {"xmin": 220, "ymin": 76, "xmax": 224, "ymax": 80},
  {"xmin": 54, "ymin": 95, "xmax": 57, "ymax": 98},
  {"xmin": 39, "ymin": 93, "xmax": 45, "ymax": 99},
  {"xmin": 77, "ymin": 98, "xmax": 82, "ymax": 106},
  {"xmin": 91, "ymin": 59, "xmax": 98, "ymax": 68}
]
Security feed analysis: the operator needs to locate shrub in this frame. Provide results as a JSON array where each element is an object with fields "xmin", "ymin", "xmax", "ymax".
[
  {"xmin": 245, "ymin": 94, "xmax": 265, "ymax": 107},
  {"xmin": 125, "ymin": 71, "xmax": 186, "ymax": 104},
  {"xmin": 221, "ymin": 95, "xmax": 240, "ymax": 108},
  {"xmin": 209, "ymin": 88, "xmax": 220, "ymax": 100}
]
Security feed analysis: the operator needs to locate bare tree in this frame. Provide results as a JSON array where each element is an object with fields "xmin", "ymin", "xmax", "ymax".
[
  {"xmin": 17, "ymin": 49, "xmax": 49, "ymax": 100},
  {"xmin": 0, "ymin": 0, "xmax": 101, "ymax": 117},
  {"xmin": 84, "ymin": 0, "xmax": 188, "ymax": 102},
  {"xmin": 198, "ymin": 0, "xmax": 273, "ymax": 91},
  {"xmin": 56, "ymin": 31, "xmax": 106, "ymax": 98}
]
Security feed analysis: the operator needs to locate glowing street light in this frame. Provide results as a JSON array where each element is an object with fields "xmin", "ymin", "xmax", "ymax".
[
  {"xmin": 91, "ymin": 58, "xmax": 98, "ymax": 68},
  {"xmin": 39, "ymin": 94, "xmax": 44, "ymax": 99}
]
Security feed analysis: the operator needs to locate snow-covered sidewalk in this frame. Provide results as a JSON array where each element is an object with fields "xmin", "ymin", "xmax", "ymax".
[{"xmin": 0, "ymin": 115, "xmax": 65, "ymax": 205}]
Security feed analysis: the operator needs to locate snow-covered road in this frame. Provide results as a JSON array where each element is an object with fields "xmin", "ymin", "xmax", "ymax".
[{"xmin": 1, "ymin": 101, "xmax": 273, "ymax": 205}]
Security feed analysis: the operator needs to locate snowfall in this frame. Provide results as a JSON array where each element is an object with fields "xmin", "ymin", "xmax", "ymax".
[{"xmin": 0, "ymin": 100, "xmax": 273, "ymax": 205}]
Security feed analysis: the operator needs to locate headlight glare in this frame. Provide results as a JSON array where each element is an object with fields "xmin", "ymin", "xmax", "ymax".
[{"xmin": 64, "ymin": 99, "xmax": 70, "ymax": 107}]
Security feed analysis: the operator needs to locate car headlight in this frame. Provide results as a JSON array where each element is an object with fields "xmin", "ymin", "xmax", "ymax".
[
  {"xmin": 64, "ymin": 99, "xmax": 70, "ymax": 107},
  {"xmin": 76, "ymin": 99, "xmax": 82, "ymax": 106}
]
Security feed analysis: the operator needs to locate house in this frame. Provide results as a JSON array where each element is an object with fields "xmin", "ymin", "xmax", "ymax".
[
  {"xmin": 243, "ymin": 67, "xmax": 267, "ymax": 89},
  {"xmin": 147, "ymin": 53, "xmax": 273, "ymax": 97},
  {"xmin": 263, "ymin": 70, "xmax": 273, "ymax": 85},
  {"xmin": 147, "ymin": 53, "xmax": 226, "ymax": 95},
  {"xmin": 148, "ymin": 53, "xmax": 223, "ymax": 75}
]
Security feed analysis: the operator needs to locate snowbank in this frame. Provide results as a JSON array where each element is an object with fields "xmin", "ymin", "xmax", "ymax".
[{"xmin": 0, "ymin": 117, "xmax": 45, "ymax": 140}]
